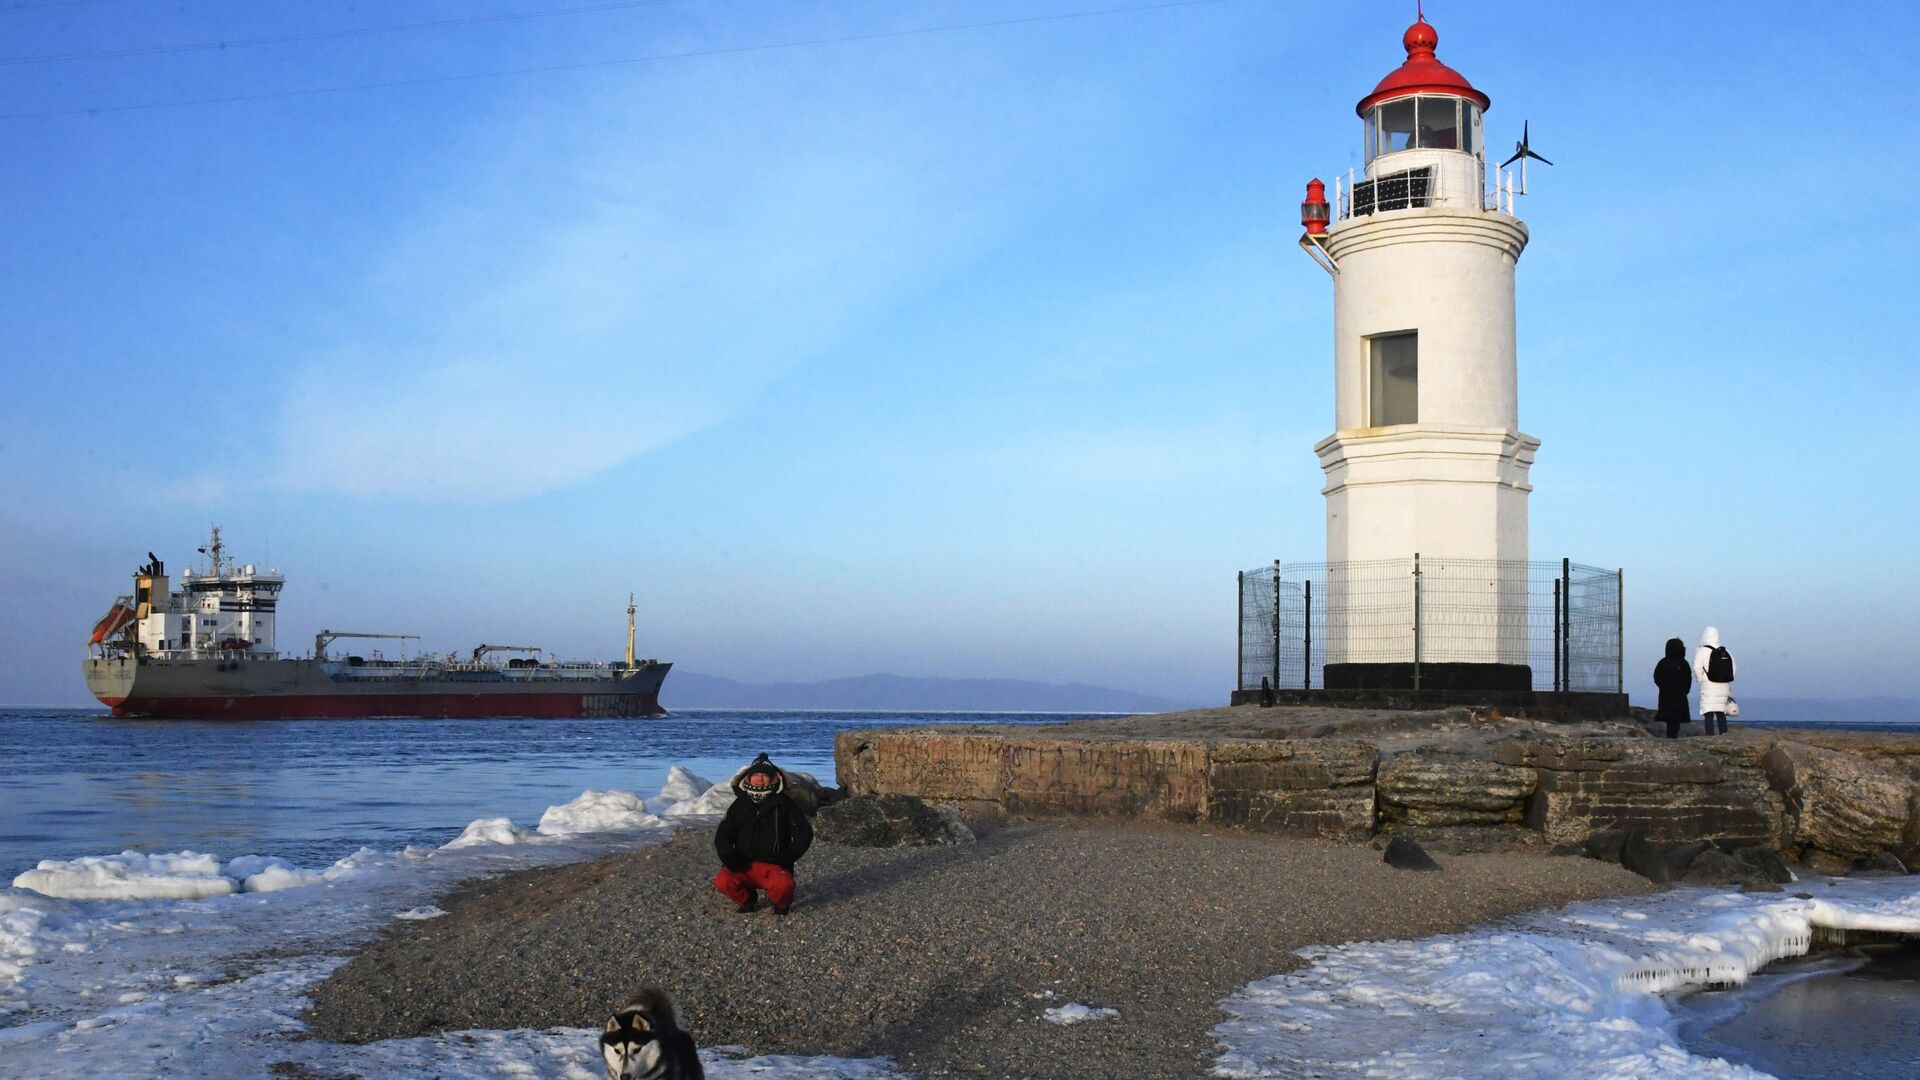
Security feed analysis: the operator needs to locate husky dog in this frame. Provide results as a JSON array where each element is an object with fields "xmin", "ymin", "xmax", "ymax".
[{"xmin": 600, "ymin": 986, "xmax": 705, "ymax": 1080}]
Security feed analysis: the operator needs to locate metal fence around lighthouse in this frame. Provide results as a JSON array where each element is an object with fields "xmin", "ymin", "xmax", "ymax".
[{"xmin": 1237, "ymin": 557, "xmax": 1622, "ymax": 695}]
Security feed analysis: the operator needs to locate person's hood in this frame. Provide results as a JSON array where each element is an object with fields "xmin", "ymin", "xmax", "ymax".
[
  {"xmin": 730, "ymin": 754, "xmax": 787, "ymax": 800},
  {"xmin": 1665, "ymin": 637, "xmax": 1686, "ymax": 660},
  {"xmin": 1700, "ymin": 626, "xmax": 1721, "ymax": 649}
]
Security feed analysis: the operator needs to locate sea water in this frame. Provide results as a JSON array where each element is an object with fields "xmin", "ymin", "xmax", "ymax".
[
  {"xmin": 1678, "ymin": 947, "xmax": 1920, "ymax": 1078},
  {"xmin": 0, "ymin": 707, "xmax": 1084, "ymax": 879}
]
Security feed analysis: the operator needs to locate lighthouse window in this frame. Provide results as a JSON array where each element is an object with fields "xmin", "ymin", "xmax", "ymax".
[
  {"xmin": 1417, "ymin": 98, "xmax": 1460, "ymax": 151},
  {"xmin": 1379, "ymin": 99, "xmax": 1417, "ymax": 154},
  {"xmin": 1369, "ymin": 332, "xmax": 1419, "ymax": 426},
  {"xmin": 1371, "ymin": 98, "xmax": 1472, "ymax": 156}
]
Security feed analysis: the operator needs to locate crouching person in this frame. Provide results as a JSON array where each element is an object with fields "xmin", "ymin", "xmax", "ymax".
[{"xmin": 712, "ymin": 754, "xmax": 812, "ymax": 916}]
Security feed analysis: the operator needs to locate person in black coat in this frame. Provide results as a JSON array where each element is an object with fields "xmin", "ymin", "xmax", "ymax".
[
  {"xmin": 1653, "ymin": 637, "xmax": 1693, "ymax": 739},
  {"xmin": 712, "ymin": 754, "xmax": 812, "ymax": 916}
]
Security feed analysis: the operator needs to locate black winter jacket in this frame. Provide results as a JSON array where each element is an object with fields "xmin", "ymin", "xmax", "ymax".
[
  {"xmin": 1653, "ymin": 638, "xmax": 1693, "ymax": 722},
  {"xmin": 715, "ymin": 794, "xmax": 812, "ymax": 872}
]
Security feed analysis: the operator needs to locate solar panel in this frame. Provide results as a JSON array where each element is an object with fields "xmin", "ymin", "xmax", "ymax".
[{"xmin": 1350, "ymin": 167, "xmax": 1433, "ymax": 219}]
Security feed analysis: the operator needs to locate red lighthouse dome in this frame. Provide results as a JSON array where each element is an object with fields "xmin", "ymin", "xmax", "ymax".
[{"xmin": 1356, "ymin": 15, "xmax": 1490, "ymax": 116}]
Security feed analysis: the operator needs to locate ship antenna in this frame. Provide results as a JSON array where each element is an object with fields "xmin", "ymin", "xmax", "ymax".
[{"xmin": 209, "ymin": 525, "xmax": 224, "ymax": 577}]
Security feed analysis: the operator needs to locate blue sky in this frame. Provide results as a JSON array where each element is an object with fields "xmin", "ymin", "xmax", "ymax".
[{"xmin": 2, "ymin": 0, "xmax": 1915, "ymax": 707}]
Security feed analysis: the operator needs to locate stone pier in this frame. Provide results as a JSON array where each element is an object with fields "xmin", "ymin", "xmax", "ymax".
[{"xmin": 835, "ymin": 706, "xmax": 1920, "ymax": 872}]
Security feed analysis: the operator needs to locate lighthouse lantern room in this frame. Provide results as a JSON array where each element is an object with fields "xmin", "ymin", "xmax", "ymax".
[{"xmin": 1302, "ymin": 13, "xmax": 1540, "ymax": 691}]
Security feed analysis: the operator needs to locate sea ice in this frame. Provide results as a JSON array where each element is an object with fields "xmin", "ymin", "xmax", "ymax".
[
  {"xmin": 667, "ymin": 782, "xmax": 737, "ymax": 817},
  {"xmin": 224, "ymin": 855, "xmax": 326, "ymax": 893},
  {"xmin": 1211, "ymin": 876, "xmax": 1920, "ymax": 1079},
  {"xmin": 439, "ymin": 816, "xmax": 537, "ymax": 849},
  {"xmin": 537, "ymin": 789, "xmax": 667, "ymax": 836},
  {"xmin": 643, "ymin": 766, "xmax": 736, "ymax": 818},
  {"xmin": 13, "ymin": 851, "xmax": 235, "ymax": 901},
  {"xmin": 1, "ymin": 890, "xmax": 75, "ymax": 1017},
  {"xmin": 645, "ymin": 765, "xmax": 714, "ymax": 812}
]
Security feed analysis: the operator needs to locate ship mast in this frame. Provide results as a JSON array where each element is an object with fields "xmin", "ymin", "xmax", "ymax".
[
  {"xmin": 625, "ymin": 593, "xmax": 637, "ymax": 669},
  {"xmin": 200, "ymin": 525, "xmax": 225, "ymax": 578}
]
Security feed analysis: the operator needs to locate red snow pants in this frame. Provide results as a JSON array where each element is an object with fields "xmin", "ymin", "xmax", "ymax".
[{"xmin": 713, "ymin": 862, "xmax": 796, "ymax": 909}]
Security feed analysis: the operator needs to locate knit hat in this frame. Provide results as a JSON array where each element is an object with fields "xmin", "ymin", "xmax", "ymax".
[{"xmin": 740, "ymin": 762, "xmax": 784, "ymax": 802}]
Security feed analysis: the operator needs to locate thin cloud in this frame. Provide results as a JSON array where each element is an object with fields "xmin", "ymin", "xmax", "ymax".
[{"xmin": 265, "ymin": 25, "xmax": 1228, "ymax": 501}]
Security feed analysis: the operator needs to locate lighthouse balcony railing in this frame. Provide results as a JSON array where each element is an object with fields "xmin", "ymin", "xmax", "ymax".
[{"xmin": 1330, "ymin": 162, "xmax": 1524, "ymax": 222}]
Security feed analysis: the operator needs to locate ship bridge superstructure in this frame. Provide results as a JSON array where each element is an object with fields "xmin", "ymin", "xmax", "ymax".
[{"xmin": 96, "ymin": 527, "xmax": 286, "ymax": 660}]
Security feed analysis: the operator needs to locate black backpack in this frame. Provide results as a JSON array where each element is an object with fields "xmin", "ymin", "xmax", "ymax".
[{"xmin": 1706, "ymin": 645, "xmax": 1734, "ymax": 683}]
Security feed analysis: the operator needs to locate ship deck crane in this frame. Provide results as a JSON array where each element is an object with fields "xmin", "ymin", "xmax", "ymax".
[
  {"xmin": 472, "ymin": 644, "xmax": 542, "ymax": 661},
  {"xmin": 314, "ymin": 631, "xmax": 419, "ymax": 661}
]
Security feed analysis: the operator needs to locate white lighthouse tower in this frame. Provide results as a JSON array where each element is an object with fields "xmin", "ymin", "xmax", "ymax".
[{"xmin": 1297, "ymin": 14, "xmax": 1539, "ymax": 690}]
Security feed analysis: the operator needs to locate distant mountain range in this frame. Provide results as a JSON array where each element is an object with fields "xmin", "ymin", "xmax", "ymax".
[
  {"xmin": 664, "ymin": 672, "xmax": 1196, "ymax": 714},
  {"xmin": 1736, "ymin": 696, "xmax": 1920, "ymax": 725}
]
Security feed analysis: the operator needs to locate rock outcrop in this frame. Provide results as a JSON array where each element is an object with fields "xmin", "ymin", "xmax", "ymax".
[
  {"xmin": 836, "ymin": 729, "xmax": 1377, "ymax": 839},
  {"xmin": 834, "ymin": 710, "xmax": 1920, "ymax": 875},
  {"xmin": 835, "ymin": 730, "xmax": 1007, "ymax": 807},
  {"xmin": 1382, "ymin": 835, "xmax": 1440, "ymax": 871},
  {"xmin": 1763, "ymin": 741, "xmax": 1917, "ymax": 867},
  {"xmin": 1002, "ymin": 738, "xmax": 1210, "ymax": 821},
  {"xmin": 1495, "ymin": 736, "xmax": 1785, "ymax": 849},
  {"xmin": 1856, "ymin": 850, "xmax": 1909, "ymax": 877},
  {"xmin": 1204, "ymin": 739, "xmax": 1377, "ymax": 837},
  {"xmin": 1377, "ymin": 752, "xmax": 1535, "ymax": 827}
]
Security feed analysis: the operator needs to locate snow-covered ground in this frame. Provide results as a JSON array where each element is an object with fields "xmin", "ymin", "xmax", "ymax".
[
  {"xmin": 1212, "ymin": 873, "xmax": 1920, "ymax": 1079},
  {"xmin": 0, "ymin": 766, "xmax": 904, "ymax": 1078}
]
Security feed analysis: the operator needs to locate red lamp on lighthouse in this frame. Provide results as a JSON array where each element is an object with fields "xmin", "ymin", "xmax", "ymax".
[{"xmin": 1301, "ymin": 178, "xmax": 1330, "ymax": 235}]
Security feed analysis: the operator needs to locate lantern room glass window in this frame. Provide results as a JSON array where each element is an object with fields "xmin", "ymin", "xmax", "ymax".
[
  {"xmin": 1378, "ymin": 99, "xmax": 1416, "ymax": 156},
  {"xmin": 1369, "ymin": 332, "xmax": 1418, "ymax": 426},
  {"xmin": 1367, "ymin": 97, "xmax": 1477, "ymax": 161},
  {"xmin": 1419, "ymin": 98, "xmax": 1459, "ymax": 150}
]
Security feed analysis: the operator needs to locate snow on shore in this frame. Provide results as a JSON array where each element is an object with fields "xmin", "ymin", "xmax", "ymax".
[
  {"xmin": 1212, "ymin": 874, "xmax": 1920, "ymax": 1079},
  {"xmin": 0, "ymin": 766, "xmax": 903, "ymax": 1079},
  {"xmin": 10, "ymin": 770, "xmax": 733, "ymax": 901}
]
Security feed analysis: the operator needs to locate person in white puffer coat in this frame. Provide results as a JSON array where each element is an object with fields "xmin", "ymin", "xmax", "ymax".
[{"xmin": 1693, "ymin": 626, "xmax": 1736, "ymax": 735}]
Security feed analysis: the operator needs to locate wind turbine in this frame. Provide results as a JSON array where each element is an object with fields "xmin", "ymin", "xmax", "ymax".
[{"xmin": 1499, "ymin": 120, "xmax": 1552, "ymax": 194}]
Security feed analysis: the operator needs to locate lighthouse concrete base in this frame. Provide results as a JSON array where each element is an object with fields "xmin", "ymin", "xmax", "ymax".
[
  {"xmin": 1325, "ymin": 661, "xmax": 1532, "ymax": 693},
  {"xmin": 1222, "ymin": 687, "xmax": 1629, "ymax": 723}
]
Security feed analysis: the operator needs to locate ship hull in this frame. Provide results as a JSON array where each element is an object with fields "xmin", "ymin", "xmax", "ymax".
[{"xmin": 83, "ymin": 656, "xmax": 671, "ymax": 719}]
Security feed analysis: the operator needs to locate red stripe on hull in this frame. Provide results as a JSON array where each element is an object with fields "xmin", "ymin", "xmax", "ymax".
[{"xmin": 98, "ymin": 692, "xmax": 663, "ymax": 720}]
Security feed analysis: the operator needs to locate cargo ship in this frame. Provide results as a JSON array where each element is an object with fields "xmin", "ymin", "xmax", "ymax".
[{"xmin": 83, "ymin": 529, "xmax": 670, "ymax": 719}]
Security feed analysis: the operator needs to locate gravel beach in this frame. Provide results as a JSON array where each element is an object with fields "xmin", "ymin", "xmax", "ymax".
[{"xmin": 305, "ymin": 819, "xmax": 1653, "ymax": 1078}]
